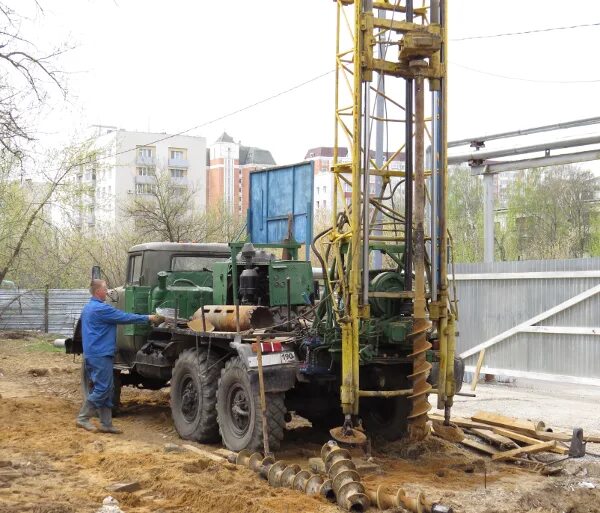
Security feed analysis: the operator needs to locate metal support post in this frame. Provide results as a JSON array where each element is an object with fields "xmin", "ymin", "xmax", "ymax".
[
  {"xmin": 373, "ymin": 7, "xmax": 386, "ymax": 270},
  {"xmin": 482, "ymin": 171, "xmax": 494, "ymax": 263}
]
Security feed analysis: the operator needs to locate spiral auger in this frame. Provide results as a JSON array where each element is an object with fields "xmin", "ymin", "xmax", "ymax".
[
  {"xmin": 407, "ymin": 318, "xmax": 433, "ymax": 441},
  {"xmin": 227, "ymin": 450, "xmax": 334, "ymax": 502},
  {"xmin": 321, "ymin": 441, "xmax": 370, "ymax": 513},
  {"xmin": 367, "ymin": 484, "xmax": 453, "ymax": 513}
]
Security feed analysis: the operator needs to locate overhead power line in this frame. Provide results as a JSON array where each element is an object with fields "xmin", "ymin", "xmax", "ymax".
[
  {"xmin": 452, "ymin": 61, "xmax": 600, "ymax": 84},
  {"xmin": 65, "ymin": 69, "xmax": 335, "ymax": 170},
  {"xmin": 451, "ymin": 21, "xmax": 600, "ymax": 41}
]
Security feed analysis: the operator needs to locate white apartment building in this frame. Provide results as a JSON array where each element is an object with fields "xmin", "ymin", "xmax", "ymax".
[{"xmin": 74, "ymin": 126, "xmax": 206, "ymax": 231}]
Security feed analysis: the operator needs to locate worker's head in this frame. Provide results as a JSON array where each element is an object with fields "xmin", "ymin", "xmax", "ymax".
[{"xmin": 90, "ymin": 279, "xmax": 108, "ymax": 301}]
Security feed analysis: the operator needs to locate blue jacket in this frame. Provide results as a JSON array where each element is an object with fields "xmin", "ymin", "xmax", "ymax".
[{"xmin": 81, "ymin": 297, "xmax": 149, "ymax": 357}]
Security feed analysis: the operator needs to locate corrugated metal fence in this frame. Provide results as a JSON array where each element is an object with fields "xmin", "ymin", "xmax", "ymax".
[
  {"xmin": 0, "ymin": 289, "xmax": 89, "ymax": 337},
  {"xmin": 452, "ymin": 257, "xmax": 600, "ymax": 385},
  {"xmin": 2, "ymin": 260, "xmax": 599, "ymax": 385}
]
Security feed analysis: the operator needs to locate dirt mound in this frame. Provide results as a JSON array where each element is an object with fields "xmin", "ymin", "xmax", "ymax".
[
  {"xmin": 375, "ymin": 432, "xmax": 471, "ymax": 460},
  {"xmin": 517, "ymin": 484, "xmax": 600, "ymax": 513}
]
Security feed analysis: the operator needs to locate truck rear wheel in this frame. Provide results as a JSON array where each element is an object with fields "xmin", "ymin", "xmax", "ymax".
[
  {"xmin": 170, "ymin": 349, "xmax": 223, "ymax": 443},
  {"xmin": 216, "ymin": 357, "xmax": 286, "ymax": 452}
]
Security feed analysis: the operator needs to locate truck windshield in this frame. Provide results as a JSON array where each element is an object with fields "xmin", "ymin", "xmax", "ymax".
[{"xmin": 171, "ymin": 255, "xmax": 228, "ymax": 272}]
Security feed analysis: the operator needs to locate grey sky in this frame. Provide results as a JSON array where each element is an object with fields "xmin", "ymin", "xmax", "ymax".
[{"xmin": 18, "ymin": 0, "xmax": 600, "ymax": 166}]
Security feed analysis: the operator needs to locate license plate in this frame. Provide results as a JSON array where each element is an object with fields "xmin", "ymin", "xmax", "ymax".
[{"xmin": 248, "ymin": 351, "xmax": 297, "ymax": 368}]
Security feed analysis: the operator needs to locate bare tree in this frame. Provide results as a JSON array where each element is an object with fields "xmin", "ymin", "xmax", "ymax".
[
  {"xmin": 124, "ymin": 167, "xmax": 244, "ymax": 243},
  {"xmin": 0, "ymin": 1, "xmax": 70, "ymax": 160}
]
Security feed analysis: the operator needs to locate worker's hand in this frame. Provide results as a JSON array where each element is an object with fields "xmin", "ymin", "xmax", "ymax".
[{"xmin": 149, "ymin": 314, "xmax": 165, "ymax": 325}]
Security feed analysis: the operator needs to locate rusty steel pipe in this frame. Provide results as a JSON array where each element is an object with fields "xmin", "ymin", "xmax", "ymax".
[
  {"xmin": 322, "ymin": 442, "xmax": 370, "ymax": 512},
  {"xmin": 192, "ymin": 305, "xmax": 274, "ymax": 332}
]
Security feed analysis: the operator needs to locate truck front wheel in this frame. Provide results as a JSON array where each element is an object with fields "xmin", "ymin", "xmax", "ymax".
[
  {"xmin": 170, "ymin": 349, "xmax": 223, "ymax": 443},
  {"xmin": 216, "ymin": 357, "xmax": 286, "ymax": 452}
]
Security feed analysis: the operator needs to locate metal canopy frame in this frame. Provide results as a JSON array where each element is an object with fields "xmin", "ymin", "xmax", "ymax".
[{"xmin": 449, "ymin": 116, "xmax": 600, "ymax": 263}]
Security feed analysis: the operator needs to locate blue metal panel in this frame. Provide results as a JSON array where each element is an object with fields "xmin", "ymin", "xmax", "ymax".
[{"xmin": 248, "ymin": 161, "xmax": 314, "ymax": 259}]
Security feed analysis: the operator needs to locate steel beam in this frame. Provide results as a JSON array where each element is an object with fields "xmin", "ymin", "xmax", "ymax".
[
  {"xmin": 449, "ymin": 116, "xmax": 600, "ymax": 148},
  {"xmin": 448, "ymin": 135, "xmax": 600, "ymax": 165}
]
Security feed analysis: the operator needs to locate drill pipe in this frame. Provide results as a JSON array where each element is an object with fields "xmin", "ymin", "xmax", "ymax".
[
  {"xmin": 229, "ymin": 451, "xmax": 334, "ymax": 502},
  {"xmin": 408, "ymin": 65, "xmax": 433, "ymax": 442},
  {"xmin": 322, "ymin": 442, "xmax": 370, "ymax": 512},
  {"xmin": 192, "ymin": 305, "xmax": 274, "ymax": 332},
  {"xmin": 367, "ymin": 484, "xmax": 453, "ymax": 513}
]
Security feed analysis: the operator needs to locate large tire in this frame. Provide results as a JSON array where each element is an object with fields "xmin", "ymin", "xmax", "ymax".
[
  {"xmin": 361, "ymin": 396, "xmax": 409, "ymax": 441},
  {"xmin": 80, "ymin": 360, "xmax": 121, "ymax": 415},
  {"xmin": 170, "ymin": 349, "xmax": 223, "ymax": 443},
  {"xmin": 216, "ymin": 357, "xmax": 286, "ymax": 452}
]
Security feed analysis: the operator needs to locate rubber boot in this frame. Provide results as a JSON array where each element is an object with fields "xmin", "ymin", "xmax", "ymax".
[
  {"xmin": 98, "ymin": 407, "xmax": 122, "ymax": 434},
  {"xmin": 76, "ymin": 401, "xmax": 98, "ymax": 432}
]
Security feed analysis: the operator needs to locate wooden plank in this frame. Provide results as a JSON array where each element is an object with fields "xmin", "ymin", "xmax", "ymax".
[
  {"xmin": 470, "ymin": 349, "xmax": 485, "ymax": 391},
  {"xmin": 182, "ymin": 444, "xmax": 225, "ymax": 462},
  {"xmin": 469, "ymin": 428, "xmax": 518, "ymax": 448},
  {"xmin": 429, "ymin": 413, "xmax": 491, "ymax": 430},
  {"xmin": 533, "ymin": 431, "xmax": 600, "ymax": 444},
  {"xmin": 471, "ymin": 411, "xmax": 540, "ymax": 435},
  {"xmin": 491, "ymin": 427, "xmax": 568, "ymax": 455},
  {"xmin": 459, "ymin": 283, "xmax": 600, "ymax": 359},
  {"xmin": 492, "ymin": 441, "xmax": 556, "ymax": 461},
  {"xmin": 460, "ymin": 438, "xmax": 500, "ymax": 455}
]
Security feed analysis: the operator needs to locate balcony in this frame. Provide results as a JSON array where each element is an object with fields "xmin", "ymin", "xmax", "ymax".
[
  {"xmin": 168, "ymin": 157, "xmax": 189, "ymax": 168},
  {"xmin": 171, "ymin": 177, "xmax": 190, "ymax": 187},
  {"xmin": 136, "ymin": 155, "xmax": 155, "ymax": 166},
  {"xmin": 135, "ymin": 175, "xmax": 156, "ymax": 184}
]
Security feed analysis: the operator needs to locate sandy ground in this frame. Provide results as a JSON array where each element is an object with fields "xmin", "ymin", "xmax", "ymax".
[{"xmin": 1, "ymin": 332, "xmax": 599, "ymax": 513}]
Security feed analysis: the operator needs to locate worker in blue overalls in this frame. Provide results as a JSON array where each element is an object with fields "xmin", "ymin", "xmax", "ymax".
[{"xmin": 76, "ymin": 279, "xmax": 162, "ymax": 434}]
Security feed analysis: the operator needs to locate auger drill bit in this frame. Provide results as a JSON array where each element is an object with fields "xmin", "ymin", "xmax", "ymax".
[
  {"xmin": 407, "ymin": 318, "xmax": 433, "ymax": 441},
  {"xmin": 322, "ymin": 441, "xmax": 370, "ymax": 512},
  {"xmin": 367, "ymin": 485, "xmax": 454, "ymax": 513},
  {"xmin": 229, "ymin": 452, "xmax": 335, "ymax": 503}
]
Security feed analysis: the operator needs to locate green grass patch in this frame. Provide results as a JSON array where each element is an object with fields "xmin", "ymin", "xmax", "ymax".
[{"xmin": 22, "ymin": 341, "xmax": 63, "ymax": 353}]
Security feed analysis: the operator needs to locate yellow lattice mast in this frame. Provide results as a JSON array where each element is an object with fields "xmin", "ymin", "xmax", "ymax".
[{"xmin": 328, "ymin": 0, "xmax": 453, "ymax": 441}]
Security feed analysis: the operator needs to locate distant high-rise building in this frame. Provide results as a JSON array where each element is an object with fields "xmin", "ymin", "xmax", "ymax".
[{"xmin": 207, "ymin": 132, "xmax": 276, "ymax": 216}]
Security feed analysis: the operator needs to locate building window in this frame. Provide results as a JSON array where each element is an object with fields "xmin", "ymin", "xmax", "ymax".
[
  {"xmin": 170, "ymin": 168, "xmax": 186, "ymax": 179},
  {"xmin": 170, "ymin": 149, "xmax": 185, "ymax": 160},
  {"xmin": 316, "ymin": 200, "xmax": 320, "ymax": 208},
  {"xmin": 138, "ymin": 147, "xmax": 153, "ymax": 158},
  {"xmin": 137, "ymin": 166, "xmax": 155, "ymax": 176},
  {"xmin": 323, "ymin": 186, "xmax": 327, "ymax": 194},
  {"xmin": 135, "ymin": 183, "xmax": 156, "ymax": 195},
  {"xmin": 323, "ymin": 200, "xmax": 327, "ymax": 209},
  {"xmin": 317, "ymin": 186, "xmax": 320, "ymax": 195}
]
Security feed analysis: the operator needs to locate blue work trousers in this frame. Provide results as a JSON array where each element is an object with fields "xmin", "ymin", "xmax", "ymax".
[{"xmin": 85, "ymin": 356, "xmax": 114, "ymax": 409}]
